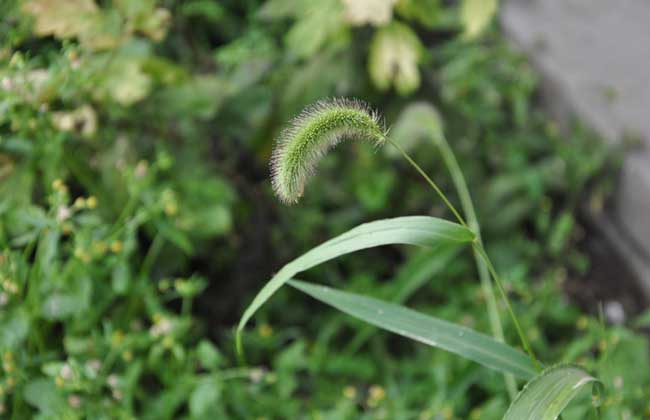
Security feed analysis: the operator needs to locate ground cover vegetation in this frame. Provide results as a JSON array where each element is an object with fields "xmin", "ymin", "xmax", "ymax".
[{"xmin": 1, "ymin": 0, "xmax": 649, "ymax": 418}]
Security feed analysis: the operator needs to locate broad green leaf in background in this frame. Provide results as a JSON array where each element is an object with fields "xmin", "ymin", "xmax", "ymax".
[
  {"xmin": 237, "ymin": 216, "xmax": 475, "ymax": 351},
  {"xmin": 23, "ymin": 378, "xmax": 70, "ymax": 417},
  {"xmin": 180, "ymin": 0, "xmax": 225, "ymax": 22},
  {"xmin": 460, "ymin": 0, "xmax": 498, "ymax": 39},
  {"xmin": 289, "ymin": 279, "xmax": 536, "ymax": 379},
  {"xmin": 284, "ymin": 0, "xmax": 346, "ymax": 59},
  {"xmin": 385, "ymin": 101, "xmax": 444, "ymax": 157},
  {"xmin": 156, "ymin": 75, "xmax": 228, "ymax": 120},
  {"xmin": 196, "ymin": 340, "xmax": 224, "ymax": 370},
  {"xmin": 503, "ymin": 364, "xmax": 602, "ymax": 420},
  {"xmin": 189, "ymin": 377, "xmax": 222, "ymax": 418},
  {"xmin": 41, "ymin": 293, "xmax": 82, "ymax": 320},
  {"xmin": 257, "ymin": 0, "xmax": 309, "ymax": 19},
  {"xmin": 0, "ymin": 309, "xmax": 30, "ymax": 349},
  {"xmin": 368, "ymin": 22, "xmax": 424, "ymax": 95},
  {"xmin": 600, "ymin": 335, "xmax": 649, "ymax": 399},
  {"xmin": 395, "ymin": 0, "xmax": 445, "ymax": 28}
]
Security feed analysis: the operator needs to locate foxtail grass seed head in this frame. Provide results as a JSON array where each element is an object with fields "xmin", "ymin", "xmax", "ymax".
[{"xmin": 270, "ymin": 98, "xmax": 386, "ymax": 204}]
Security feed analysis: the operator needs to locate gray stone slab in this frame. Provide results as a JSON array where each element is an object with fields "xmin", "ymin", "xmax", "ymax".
[
  {"xmin": 617, "ymin": 155, "xmax": 650, "ymax": 255},
  {"xmin": 501, "ymin": 0, "xmax": 650, "ymax": 144},
  {"xmin": 500, "ymin": 0, "xmax": 650, "ymax": 300}
]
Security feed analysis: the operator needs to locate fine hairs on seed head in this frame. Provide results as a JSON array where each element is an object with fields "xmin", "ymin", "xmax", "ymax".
[{"xmin": 270, "ymin": 98, "xmax": 386, "ymax": 204}]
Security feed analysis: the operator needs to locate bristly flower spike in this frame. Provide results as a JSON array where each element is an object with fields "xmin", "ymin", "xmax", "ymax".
[{"xmin": 270, "ymin": 98, "xmax": 387, "ymax": 204}]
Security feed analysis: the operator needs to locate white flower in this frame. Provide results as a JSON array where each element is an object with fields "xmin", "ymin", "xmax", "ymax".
[
  {"xmin": 149, "ymin": 318, "xmax": 173, "ymax": 337},
  {"xmin": 107, "ymin": 374, "xmax": 119, "ymax": 388},
  {"xmin": 68, "ymin": 394, "xmax": 82, "ymax": 408},
  {"xmin": 60, "ymin": 363, "xmax": 73, "ymax": 380},
  {"xmin": 86, "ymin": 359, "xmax": 102, "ymax": 374},
  {"xmin": 342, "ymin": 0, "xmax": 398, "ymax": 26},
  {"xmin": 57, "ymin": 206, "xmax": 71, "ymax": 222}
]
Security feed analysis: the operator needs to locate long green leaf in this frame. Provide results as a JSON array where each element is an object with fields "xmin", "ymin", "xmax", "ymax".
[
  {"xmin": 288, "ymin": 279, "xmax": 536, "ymax": 379},
  {"xmin": 344, "ymin": 245, "xmax": 461, "ymax": 354},
  {"xmin": 503, "ymin": 364, "xmax": 602, "ymax": 420},
  {"xmin": 237, "ymin": 216, "xmax": 474, "ymax": 352}
]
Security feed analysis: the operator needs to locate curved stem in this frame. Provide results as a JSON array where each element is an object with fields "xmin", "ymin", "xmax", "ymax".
[
  {"xmin": 386, "ymin": 138, "xmax": 467, "ymax": 228},
  {"xmin": 388, "ymin": 134, "xmax": 541, "ymax": 385},
  {"xmin": 474, "ymin": 244, "xmax": 541, "ymax": 372},
  {"xmin": 432, "ymin": 132, "xmax": 518, "ymax": 398}
]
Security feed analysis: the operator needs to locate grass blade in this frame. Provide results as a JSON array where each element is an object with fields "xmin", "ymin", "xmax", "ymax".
[
  {"xmin": 503, "ymin": 364, "xmax": 602, "ymax": 420},
  {"xmin": 237, "ymin": 216, "xmax": 475, "ymax": 353},
  {"xmin": 288, "ymin": 279, "xmax": 536, "ymax": 379},
  {"xmin": 344, "ymin": 245, "xmax": 461, "ymax": 354}
]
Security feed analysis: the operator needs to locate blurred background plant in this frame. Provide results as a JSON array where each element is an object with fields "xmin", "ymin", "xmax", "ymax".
[{"xmin": 0, "ymin": 0, "xmax": 648, "ymax": 418}]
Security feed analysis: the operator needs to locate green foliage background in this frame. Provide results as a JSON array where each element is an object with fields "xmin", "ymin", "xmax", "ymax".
[{"xmin": 0, "ymin": 0, "xmax": 648, "ymax": 418}]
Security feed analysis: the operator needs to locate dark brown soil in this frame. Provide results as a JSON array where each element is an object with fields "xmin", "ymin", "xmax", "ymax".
[{"xmin": 566, "ymin": 212, "xmax": 647, "ymax": 320}]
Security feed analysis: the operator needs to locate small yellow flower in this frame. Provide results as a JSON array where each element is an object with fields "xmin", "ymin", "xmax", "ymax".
[
  {"xmin": 52, "ymin": 179, "xmax": 65, "ymax": 191},
  {"xmin": 529, "ymin": 327, "xmax": 540, "ymax": 341},
  {"xmin": 419, "ymin": 409, "xmax": 433, "ymax": 420},
  {"xmin": 441, "ymin": 405, "xmax": 454, "ymax": 420},
  {"xmin": 367, "ymin": 384, "xmax": 386, "ymax": 407},
  {"xmin": 369, "ymin": 385, "xmax": 385, "ymax": 400},
  {"xmin": 62, "ymin": 222, "xmax": 73, "ymax": 235},
  {"xmin": 343, "ymin": 386, "xmax": 357, "ymax": 399},
  {"xmin": 73, "ymin": 197, "xmax": 86, "ymax": 209},
  {"xmin": 74, "ymin": 248, "xmax": 91, "ymax": 263},
  {"xmin": 164, "ymin": 202, "xmax": 178, "ymax": 216},
  {"xmin": 598, "ymin": 339, "xmax": 607, "ymax": 352},
  {"xmin": 110, "ymin": 240, "xmax": 123, "ymax": 253},
  {"xmin": 576, "ymin": 316, "xmax": 588, "ymax": 330},
  {"xmin": 2, "ymin": 280, "xmax": 18, "ymax": 295},
  {"xmin": 92, "ymin": 241, "xmax": 107, "ymax": 255},
  {"xmin": 158, "ymin": 279, "xmax": 171, "ymax": 291},
  {"xmin": 55, "ymin": 376, "xmax": 65, "ymax": 387},
  {"xmin": 162, "ymin": 336, "xmax": 174, "ymax": 349},
  {"xmin": 86, "ymin": 196, "xmax": 98, "ymax": 209},
  {"xmin": 111, "ymin": 330, "xmax": 125, "ymax": 346},
  {"xmin": 258, "ymin": 323, "xmax": 273, "ymax": 338},
  {"xmin": 122, "ymin": 350, "xmax": 133, "ymax": 362}
]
